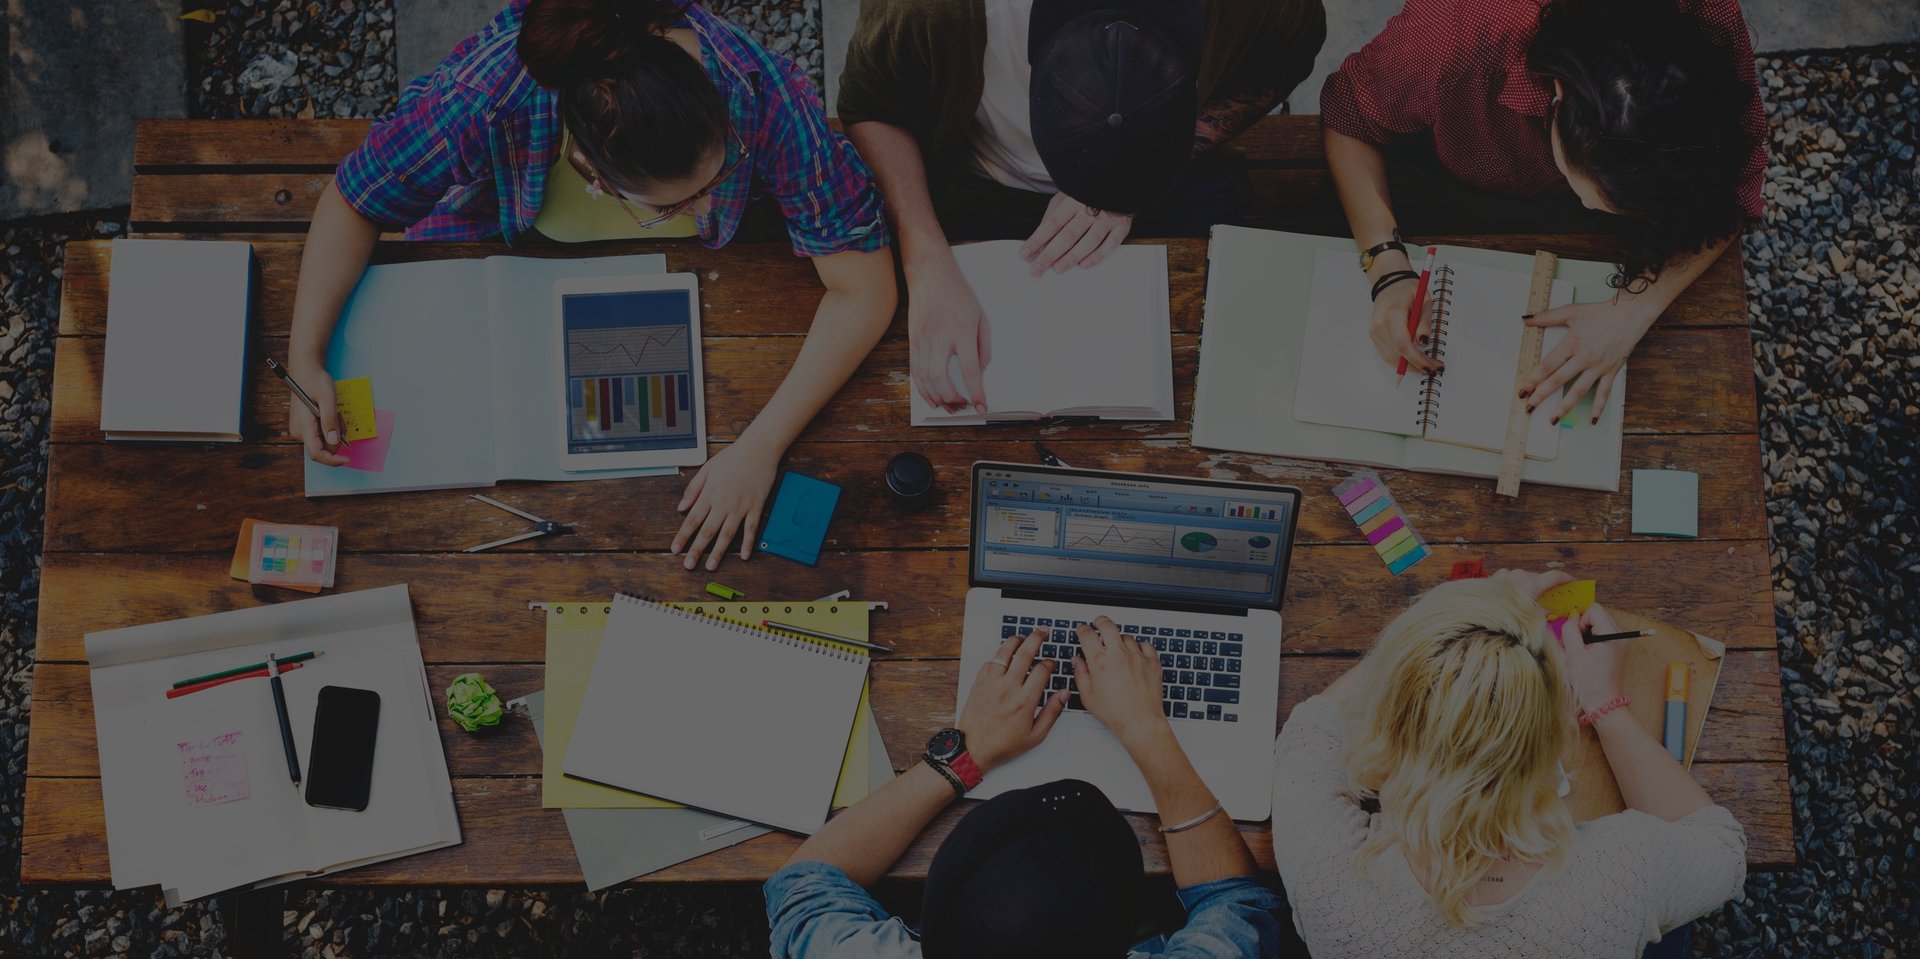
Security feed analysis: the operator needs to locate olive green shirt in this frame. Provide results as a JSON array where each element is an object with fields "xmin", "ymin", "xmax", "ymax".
[{"xmin": 838, "ymin": 0, "xmax": 1327, "ymax": 186}]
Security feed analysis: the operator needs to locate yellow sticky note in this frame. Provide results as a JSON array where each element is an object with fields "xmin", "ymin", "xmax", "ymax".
[
  {"xmin": 333, "ymin": 378, "xmax": 377, "ymax": 441},
  {"xmin": 1540, "ymin": 580, "xmax": 1597, "ymax": 619}
]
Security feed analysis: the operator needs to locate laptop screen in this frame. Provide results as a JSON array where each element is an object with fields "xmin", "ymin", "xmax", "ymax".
[{"xmin": 970, "ymin": 463, "xmax": 1300, "ymax": 610}]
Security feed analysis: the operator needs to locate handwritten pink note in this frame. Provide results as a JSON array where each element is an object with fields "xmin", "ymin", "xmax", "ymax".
[{"xmin": 178, "ymin": 731, "xmax": 250, "ymax": 807}]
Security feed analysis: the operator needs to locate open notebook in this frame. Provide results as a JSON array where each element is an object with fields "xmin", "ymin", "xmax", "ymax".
[
  {"xmin": 564, "ymin": 595, "xmax": 870, "ymax": 834},
  {"xmin": 909, "ymin": 242, "xmax": 1174, "ymax": 425},
  {"xmin": 1193, "ymin": 227, "xmax": 1628, "ymax": 492},
  {"xmin": 1294, "ymin": 250, "xmax": 1572, "ymax": 459},
  {"xmin": 86, "ymin": 585, "xmax": 460, "ymax": 903},
  {"xmin": 305, "ymin": 254, "xmax": 701, "ymax": 496}
]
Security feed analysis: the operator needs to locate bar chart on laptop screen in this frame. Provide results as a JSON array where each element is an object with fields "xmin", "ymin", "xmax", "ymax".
[{"xmin": 561, "ymin": 290, "xmax": 698, "ymax": 455}]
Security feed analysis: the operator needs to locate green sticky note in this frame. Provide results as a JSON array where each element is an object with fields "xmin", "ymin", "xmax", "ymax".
[{"xmin": 1632, "ymin": 469, "xmax": 1698, "ymax": 538}]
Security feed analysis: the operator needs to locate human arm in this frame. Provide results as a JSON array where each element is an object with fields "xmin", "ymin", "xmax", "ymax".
[
  {"xmin": 1323, "ymin": 126, "xmax": 1435, "ymax": 376},
  {"xmin": 671, "ymin": 246, "xmax": 895, "ymax": 569},
  {"xmin": 286, "ymin": 181, "xmax": 385, "ymax": 466},
  {"xmin": 1518, "ymin": 235, "xmax": 1733, "ymax": 424},
  {"xmin": 1559, "ymin": 603, "xmax": 1717, "ymax": 821},
  {"xmin": 845, "ymin": 119, "xmax": 991, "ymax": 415},
  {"xmin": 1071, "ymin": 617, "xmax": 1258, "ymax": 888},
  {"xmin": 783, "ymin": 628, "xmax": 1067, "ymax": 886},
  {"xmin": 1192, "ymin": 84, "xmax": 1284, "ymax": 156}
]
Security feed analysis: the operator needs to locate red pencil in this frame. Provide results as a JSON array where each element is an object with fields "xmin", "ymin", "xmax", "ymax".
[
  {"xmin": 165, "ymin": 661, "xmax": 304, "ymax": 699},
  {"xmin": 1397, "ymin": 249, "xmax": 1437, "ymax": 378}
]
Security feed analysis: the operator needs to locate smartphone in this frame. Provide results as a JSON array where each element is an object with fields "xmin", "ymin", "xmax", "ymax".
[{"xmin": 305, "ymin": 685, "xmax": 381, "ymax": 811}]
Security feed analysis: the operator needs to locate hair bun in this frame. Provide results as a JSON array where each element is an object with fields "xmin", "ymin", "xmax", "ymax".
[{"xmin": 519, "ymin": 0, "xmax": 688, "ymax": 89}]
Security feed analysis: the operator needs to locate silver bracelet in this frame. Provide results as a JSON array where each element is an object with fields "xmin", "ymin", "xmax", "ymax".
[{"xmin": 1159, "ymin": 802, "xmax": 1225, "ymax": 834}]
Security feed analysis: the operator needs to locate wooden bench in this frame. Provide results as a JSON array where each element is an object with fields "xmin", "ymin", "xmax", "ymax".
[{"xmin": 24, "ymin": 117, "xmax": 1793, "ymax": 894}]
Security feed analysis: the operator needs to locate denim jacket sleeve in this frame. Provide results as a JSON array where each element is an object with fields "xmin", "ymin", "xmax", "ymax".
[{"xmin": 765, "ymin": 861, "xmax": 922, "ymax": 959}]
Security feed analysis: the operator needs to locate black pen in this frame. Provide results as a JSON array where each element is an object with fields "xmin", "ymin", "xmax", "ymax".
[
  {"xmin": 267, "ymin": 653, "xmax": 302, "ymax": 787},
  {"xmin": 1584, "ymin": 628, "xmax": 1651, "ymax": 644},
  {"xmin": 1034, "ymin": 442, "xmax": 1070, "ymax": 468}
]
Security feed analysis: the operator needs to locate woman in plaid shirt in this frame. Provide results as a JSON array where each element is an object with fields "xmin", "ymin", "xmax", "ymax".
[
  {"xmin": 1322, "ymin": 0, "xmax": 1767, "ymax": 429},
  {"xmin": 287, "ymin": 0, "xmax": 894, "ymax": 569}
]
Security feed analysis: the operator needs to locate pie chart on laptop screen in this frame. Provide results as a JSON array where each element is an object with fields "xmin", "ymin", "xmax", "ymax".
[{"xmin": 1179, "ymin": 531, "xmax": 1218, "ymax": 554}]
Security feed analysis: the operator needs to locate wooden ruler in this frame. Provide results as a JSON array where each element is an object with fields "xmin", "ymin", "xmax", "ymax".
[{"xmin": 1495, "ymin": 250, "xmax": 1560, "ymax": 497}]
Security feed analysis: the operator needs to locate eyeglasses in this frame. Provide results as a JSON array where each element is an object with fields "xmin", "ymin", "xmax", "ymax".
[{"xmin": 580, "ymin": 128, "xmax": 748, "ymax": 230}]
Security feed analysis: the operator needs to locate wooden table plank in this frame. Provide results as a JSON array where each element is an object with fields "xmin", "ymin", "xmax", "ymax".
[
  {"xmin": 33, "ymin": 541, "xmax": 1777, "ymax": 665},
  {"xmin": 19, "ymin": 757, "xmax": 1795, "ymax": 885},
  {"xmin": 40, "ymin": 434, "xmax": 1766, "ymax": 554},
  {"xmin": 26, "ymin": 649, "xmax": 1788, "ymax": 780},
  {"xmin": 55, "ymin": 237, "xmax": 1751, "ymax": 339}
]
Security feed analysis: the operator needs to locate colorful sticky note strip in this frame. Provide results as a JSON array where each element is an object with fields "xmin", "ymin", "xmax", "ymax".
[
  {"xmin": 1333, "ymin": 471, "xmax": 1430, "ymax": 575},
  {"xmin": 1631, "ymin": 469, "xmax": 1699, "ymax": 538},
  {"xmin": 333, "ymin": 377, "xmax": 378, "ymax": 441}
]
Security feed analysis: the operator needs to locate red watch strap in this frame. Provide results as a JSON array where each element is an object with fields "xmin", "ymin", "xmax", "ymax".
[{"xmin": 948, "ymin": 751, "xmax": 984, "ymax": 790}]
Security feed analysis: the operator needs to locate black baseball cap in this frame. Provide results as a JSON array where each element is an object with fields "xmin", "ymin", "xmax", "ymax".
[
  {"xmin": 1028, "ymin": 0, "xmax": 1207, "ymax": 214},
  {"xmin": 919, "ymin": 779, "xmax": 1145, "ymax": 959}
]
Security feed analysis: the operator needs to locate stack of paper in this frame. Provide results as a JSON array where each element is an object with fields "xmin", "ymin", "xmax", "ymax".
[{"xmin": 87, "ymin": 585, "xmax": 460, "ymax": 903}]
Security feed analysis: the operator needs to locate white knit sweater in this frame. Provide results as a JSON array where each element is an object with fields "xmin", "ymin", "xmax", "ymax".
[{"xmin": 1271, "ymin": 696, "xmax": 1748, "ymax": 958}]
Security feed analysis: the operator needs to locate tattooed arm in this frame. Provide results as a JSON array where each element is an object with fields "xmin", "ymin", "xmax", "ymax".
[{"xmin": 1192, "ymin": 84, "xmax": 1283, "ymax": 155}]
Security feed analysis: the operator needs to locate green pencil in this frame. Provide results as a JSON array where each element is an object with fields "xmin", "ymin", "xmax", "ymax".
[{"xmin": 172, "ymin": 650, "xmax": 322, "ymax": 689}]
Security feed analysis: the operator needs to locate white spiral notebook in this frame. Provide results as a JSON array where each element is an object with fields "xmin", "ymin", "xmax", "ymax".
[{"xmin": 563, "ymin": 594, "xmax": 870, "ymax": 834}]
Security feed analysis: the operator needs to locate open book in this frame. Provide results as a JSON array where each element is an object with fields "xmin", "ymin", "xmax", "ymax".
[
  {"xmin": 1294, "ymin": 249, "xmax": 1573, "ymax": 458},
  {"xmin": 305, "ymin": 253, "xmax": 704, "ymax": 496},
  {"xmin": 1193, "ymin": 228, "xmax": 1628, "ymax": 492},
  {"xmin": 87, "ymin": 585, "xmax": 460, "ymax": 903},
  {"xmin": 909, "ymin": 242, "xmax": 1174, "ymax": 425}
]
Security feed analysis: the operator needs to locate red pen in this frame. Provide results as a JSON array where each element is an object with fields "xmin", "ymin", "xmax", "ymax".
[{"xmin": 1397, "ymin": 247, "xmax": 1438, "ymax": 379}]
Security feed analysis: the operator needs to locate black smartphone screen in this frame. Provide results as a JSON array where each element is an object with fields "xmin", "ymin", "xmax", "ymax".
[{"xmin": 305, "ymin": 685, "xmax": 381, "ymax": 811}]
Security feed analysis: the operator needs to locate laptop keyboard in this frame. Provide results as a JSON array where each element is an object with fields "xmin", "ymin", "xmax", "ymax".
[{"xmin": 1001, "ymin": 614, "xmax": 1244, "ymax": 723}]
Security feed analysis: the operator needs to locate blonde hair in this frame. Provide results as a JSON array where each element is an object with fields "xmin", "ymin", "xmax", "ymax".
[{"xmin": 1344, "ymin": 578, "xmax": 1576, "ymax": 927}]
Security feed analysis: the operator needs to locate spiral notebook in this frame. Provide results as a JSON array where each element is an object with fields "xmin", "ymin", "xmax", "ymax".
[
  {"xmin": 563, "ymin": 594, "xmax": 870, "ymax": 834},
  {"xmin": 1294, "ymin": 249, "xmax": 1578, "ymax": 458}
]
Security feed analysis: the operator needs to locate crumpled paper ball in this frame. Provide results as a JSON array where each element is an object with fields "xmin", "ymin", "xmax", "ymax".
[{"xmin": 446, "ymin": 672, "xmax": 504, "ymax": 733}]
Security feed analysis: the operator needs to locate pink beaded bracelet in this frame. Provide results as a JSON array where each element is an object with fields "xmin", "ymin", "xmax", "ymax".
[{"xmin": 1578, "ymin": 695, "xmax": 1633, "ymax": 727}]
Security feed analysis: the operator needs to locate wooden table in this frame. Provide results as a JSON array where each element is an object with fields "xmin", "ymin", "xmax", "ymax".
[{"xmin": 23, "ymin": 120, "xmax": 1793, "ymax": 893}]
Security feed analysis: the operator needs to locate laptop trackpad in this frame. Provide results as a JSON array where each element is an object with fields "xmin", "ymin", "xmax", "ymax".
[{"xmin": 981, "ymin": 721, "xmax": 1155, "ymax": 814}]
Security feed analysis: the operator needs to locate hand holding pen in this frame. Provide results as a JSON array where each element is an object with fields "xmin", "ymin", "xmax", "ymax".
[{"xmin": 268, "ymin": 357, "xmax": 351, "ymax": 467}]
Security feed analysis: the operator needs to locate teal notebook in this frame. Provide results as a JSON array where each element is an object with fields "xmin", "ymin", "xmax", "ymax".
[
  {"xmin": 1193, "ymin": 227, "xmax": 1627, "ymax": 492},
  {"xmin": 305, "ymin": 253, "xmax": 691, "ymax": 496}
]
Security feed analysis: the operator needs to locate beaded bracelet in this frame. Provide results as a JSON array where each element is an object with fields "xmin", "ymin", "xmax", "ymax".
[{"xmin": 1578, "ymin": 694, "xmax": 1633, "ymax": 727}]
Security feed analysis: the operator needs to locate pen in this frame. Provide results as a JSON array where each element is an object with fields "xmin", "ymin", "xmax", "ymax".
[
  {"xmin": 762, "ymin": 620, "xmax": 892, "ymax": 654},
  {"xmin": 267, "ymin": 653, "xmax": 302, "ymax": 787},
  {"xmin": 1663, "ymin": 662, "xmax": 1690, "ymax": 762},
  {"xmin": 172, "ymin": 649, "xmax": 322, "ymax": 689},
  {"xmin": 1583, "ymin": 628, "xmax": 1651, "ymax": 644},
  {"xmin": 166, "ymin": 660, "xmax": 305, "ymax": 699},
  {"xmin": 265, "ymin": 357, "xmax": 346, "ymax": 446},
  {"xmin": 1397, "ymin": 248, "xmax": 1435, "ymax": 383},
  {"xmin": 1034, "ymin": 442, "xmax": 1070, "ymax": 468}
]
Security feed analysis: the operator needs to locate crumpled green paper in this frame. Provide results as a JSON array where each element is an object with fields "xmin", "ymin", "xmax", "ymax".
[{"xmin": 446, "ymin": 673, "xmax": 504, "ymax": 733}]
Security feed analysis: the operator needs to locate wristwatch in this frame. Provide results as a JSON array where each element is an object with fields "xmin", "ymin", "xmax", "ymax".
[
  {"xmin": 1358, "ymin": 230, "xmax": 1407, "ymax": 272},
  {"xmin": 924, "ymin": 727, "xmax": 984, "ymax": 797}
]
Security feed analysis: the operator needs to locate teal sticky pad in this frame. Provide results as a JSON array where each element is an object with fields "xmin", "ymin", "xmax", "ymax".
[{"xmin": 758, "ymin": 471, "xmax": 842, "ymax": 566}]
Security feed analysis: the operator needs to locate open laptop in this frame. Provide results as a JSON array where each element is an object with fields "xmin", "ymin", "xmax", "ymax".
[{"xmin": 956, "ymin": 462, "xmax": 1301, "ymax": 820}]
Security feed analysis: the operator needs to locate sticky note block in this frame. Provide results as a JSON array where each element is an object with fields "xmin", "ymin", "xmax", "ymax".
[
  {"xmin": 334, "ymin": 377, "xmax": 378, "ymax": 441},
  {"xmin": 1631, "ymin": 469, "xmax": 1699, "ymax": 538},
  {"xmin": 1539, "ymin": 580, "xmax": 1597, "ymax": 619},
  {"xmin": 1334, "ymin": 470, "xmax": 1429, "ymax": 576},
  {"xmin": 231, "ymin": 518, "xmax": 322, "ymax": 593},
  {"xmin": 341, "ymin": 409, "xmax": 396, "ymax": 473},
  {"xmin": 248, "ymin": 522, "xmax": 338, "ymax": 589},
  {"xmin": 759, "ymin": 471, "xmax": 841, "ymax": 566}
]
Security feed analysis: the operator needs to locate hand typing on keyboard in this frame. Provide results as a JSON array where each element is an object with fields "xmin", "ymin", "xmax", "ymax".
[
  {"xmin": 1072, "ymin": 617, "xmax": 1172, "ymax": 745},
  {"xmin": 958, "ymin": 630, "xmax": 1071, "ymax": 773}
]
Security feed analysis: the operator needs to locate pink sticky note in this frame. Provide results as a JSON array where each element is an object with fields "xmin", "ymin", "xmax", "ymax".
[
  {"xmin": 178, "ymin": 731, "xmax": 250, "ymax": 807},
  {"xmin": 342, "ymin": 409, "xmax": 395, "ymax": 473}
]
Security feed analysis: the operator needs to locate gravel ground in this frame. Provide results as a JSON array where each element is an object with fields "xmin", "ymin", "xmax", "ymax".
[{"xmin": 3, "ymin": 3, "xmax": 1916, "ymax": 953}]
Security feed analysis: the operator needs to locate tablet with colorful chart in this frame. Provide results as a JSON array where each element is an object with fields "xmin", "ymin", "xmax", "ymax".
[{"xmin": 553, "ymin": 273, "xmax": 707, "ymax": 472}]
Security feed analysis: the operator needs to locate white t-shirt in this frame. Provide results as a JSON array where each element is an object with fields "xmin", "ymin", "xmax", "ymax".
[{"xmin": 968, "ymin": 0, "xmax": 1055, "ymax": 192}]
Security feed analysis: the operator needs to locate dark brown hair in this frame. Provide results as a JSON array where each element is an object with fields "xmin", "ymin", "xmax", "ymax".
[
  {"xmin": 1528, "ymin": 0, "xmax": 1756, "ymax": 290},
  {"xmin": 518, "ymin": 0, "xmax": 728, "ymax": 191}
]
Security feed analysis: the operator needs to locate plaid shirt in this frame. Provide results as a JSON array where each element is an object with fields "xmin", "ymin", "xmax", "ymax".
[
  {"xmin": 335, "ymin": 0, "xmax": 889, "ymax": 256},
  {"xmin": 1320, "ymin": 0, "xmax": 1766, "ymax": 219}
]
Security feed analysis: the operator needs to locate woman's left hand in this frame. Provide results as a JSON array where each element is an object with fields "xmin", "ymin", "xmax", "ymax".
[
  {"xmin": 671, "ymin": 437, "xmax": 781, "ymax": 571},
  {"xmin": 1517, "ymin": 299, "xmax": 1659, "ymax": 426}
]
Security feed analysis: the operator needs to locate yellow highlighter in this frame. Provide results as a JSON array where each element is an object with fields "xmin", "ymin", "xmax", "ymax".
[{"xmin": 1663, "ymin": 663, "xmax": 1691, "ymax": 762}]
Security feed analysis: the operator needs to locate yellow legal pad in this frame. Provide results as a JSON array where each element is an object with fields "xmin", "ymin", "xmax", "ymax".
[{"xmin": 541, "ymin": 600, "xmax": 883, "ymax": 810}]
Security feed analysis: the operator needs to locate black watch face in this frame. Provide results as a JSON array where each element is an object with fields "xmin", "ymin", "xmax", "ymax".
[{"xmin": 927, "ymin": 728, "xmax": 964, "ymax": 762}]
